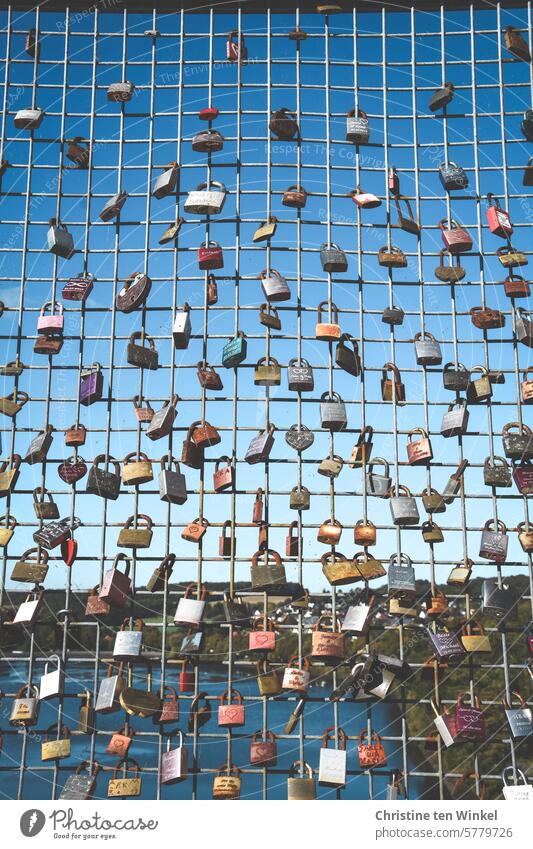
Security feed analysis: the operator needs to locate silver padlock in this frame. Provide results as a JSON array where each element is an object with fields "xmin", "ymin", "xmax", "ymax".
[
  {"xmin": 346, "ymin": 108, "xmax": 369, "ymax": 144},
  {"xmin": 39, "ymin": 655, "xmax": 64, "ymax": 700},
  {"xmin": 47, "ymin": 219, "xmax": 74, "ymax": 259},
  {"xmin": 259, "ymin": 269, "xmax": 291, "ymax": 302},
  {"xmin": 159, "ymin": 456, "xmax": 188, "ymax": 505},
  {"xmin": 318, "ymin": 728, "xmax": 347, "ymax": 787},
  {"xmin": 14, "ymin": 107, "xmax": 45, "ymax": 130},
  {"xmin": 152, "ymin": 161, "xmax": 179, "ymax": 199},
  {"xmin": 441, "ymin": 400, "xmax": 469, "ymax": 437},
  {"xmin": 113, "ymin": 618, "xmax": 143, "ymax": 660},
  {"xmin": 502, "ymin": 767, "xmax": 533, "ymax": 800},
  {"xmin": 107, "ymin": 81, "xmax": 135, "ymax": 102},
  {"xmin": 389, "ymin": 485, "xmax": 419, "ymax": 526},
  {"xmin": 341, "ymin": 596, "xmax": 374, "ymax": 634},
  {"xmin": 320, "ymin": 242, "xmax": 348, "ymax": 273},
  {"xmin": 515, "ymin": 307, "xmax": 533, "ymax": 348},
  {"xmin": 320, "ymin": 391, "xmax": 347, "ymax": 432},
  {"xmin": 95, "ymin": 666, "xmax": 124, "ymax": 713},
  {"xmin": 173, "ymin": 303, "xmax": 192, "ymax": 349},
  {"xmin": 9, "ymin": 684, "xmax": 40, "ymax": 726},
  {"xmin": 503, "ymin": 692, "xmax": 533, "ymax": 739},
  {"xmin": 388, "ymin": 553, "xmax": 416, "ymax": 595},
  {"xmin": 99, "ymin": 191, "xmax": 128, "ymax": 222},
  {"xmin": 479, "ymin": 519, "xmax": 508, "ymax": 562},
  {"xmin": 414, "ymin": 331, "xmax": 442, "ymax": 365},
  {"xmin": 365, "ymin": 457, "xmax": 391, "ymax": 498},
  {"xmin": 25, "ymin": 425, "xmax": 53, "ymax": 464},
  {"xmin": 184, "ymin": 181, "xmax": 226, "ymax": 214}
]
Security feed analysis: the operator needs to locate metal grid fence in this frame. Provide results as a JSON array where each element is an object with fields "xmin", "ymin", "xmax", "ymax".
[{"xmin": 0, "ymin": 0, "xmax": 532, "ymax": 800}]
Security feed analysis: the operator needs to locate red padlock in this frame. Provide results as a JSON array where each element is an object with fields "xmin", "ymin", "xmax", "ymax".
[
  {"xmin": 252, "ymin": 488, "xmax": 264, "ymax": 524},
  {"xmin": 199, "ymin": 106, "xmax": 219, "ymax": 121},
  {"xmin": 179, "ymin": 660, "xmax": 195, "ymax": 693},
  {"xmin": 439, "ymin": 218, "xmax": 473, "ymax": 254},
  {"xmin": 217, "ymin": 689, "xmax": 245, "ymax": 727},
  {"xmin": 226, "ymin": 30, "xmax": 247, "ymax": 62},
  {"xmin": 248, "ymin": 615, "xmax": 276, "ymax": 652},
  {"xmin": 486, "ymin": 193, "xmax": 513, "ymax": 239},
  {"xmin": 388, "ymin": 166, "xmax": 399, "ymax": 195},
  {"xmin": 198, "ymin": 240, "xmax": 223, "ymax": 270},
  {"xmin": 213, "ymin": 456, "xmax": 234, "ymax": 492}
]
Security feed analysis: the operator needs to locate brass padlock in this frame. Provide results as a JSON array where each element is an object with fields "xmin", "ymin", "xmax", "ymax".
[
  {"xmin": 78, "ymin": 690, "xmax": 96, "ymax": 734},
  {"xmin": 33, "ymin": 487, "xmax": 59, "ymax": 519},
  {"xmin": 213, "ymin": 764, "xmax": 241, "ymax": 800},
  {"xmin": 317, "ymin": 454, "xmax": 343, "ymax": 478},
  {"xmin": 42, "ymin": 724, "xmax": 71, "ymax": 761},
  {"xmin": 316, "ymin": 300, "xmax": 341, "ymax": 340},
  {"xmin": 0, "ymin": 390, "xmax": 29, "ymax": 418},
  {"xmin": 122, "ymin": 451, "xmax": 153, "ymax": 486},
  {"xmin": 254, "ymin": 356, "xmax": 281, "ymax": 386},
  {"xmin": 288, "ymin": 761, "xmax": 316, "ymax": 800},
  {"xmin": 352, "ymin": 551, "xmax": 386, "ymax": 581},
  {"xmin": 517, "ymin": 521, "xmax": 533, "ymax": 552},
  {"xmin": 317, "ymin": 518, "xmax": 343, "ymax": 545},
  {"xmin": 381, "ymin": 363, "xmax": 405, "ymax": 403},
  {"xmin": 0, "ymin": 454, "xmax": 22, "ymax": 497},
  {"xmin": 421, "ymin": 487, "xmax": 446, "ymax": 514},
  {"xmin": 467, "ymin": 366, "xmax": 492, "ymax": 403},
  {"xmin": 422, "ymin": 520, "xmax": 444, "ymax": 544},
  {"xmin": 447, "ymin": 558, "xmax": 473, "ymax": 586},
  {"xmin": 349, "ymin": 426, "xmax": 373, "ymax": 467},
  {"xmin": 290, "ymin": 485, "xmax": 310, "ymax": 511},
  {"xmin": 117, "ymin": 515, "xmax": 153, "ymax": 549},
  {"xmin": 0, "ymin": 514, "xmax": 16, "ymax": 546},
  {"xmin": 354, "ymin": 519, "xmax": 376, "ymax": 546}
]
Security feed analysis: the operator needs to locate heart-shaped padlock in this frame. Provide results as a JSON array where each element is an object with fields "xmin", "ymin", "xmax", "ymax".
[
  {"xmin": 285, "ymin": 424, "xmax": 314, "ymax": 452},
  {"xmin": 61, "ymin": 537, "xmax": 78, "ymax": 567}
]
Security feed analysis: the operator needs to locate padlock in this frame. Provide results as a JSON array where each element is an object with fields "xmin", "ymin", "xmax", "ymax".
[
  {"xmin": 14, "ymin": 107, "xmax": 45, "ymax": 130},
  {"xmin": 80, "ymin": 363, "xmax": 103, "ymax": 406},
  {"xmin": 0, "ymin": 454, "xmax": 21, "ymax": 497},
  {"xmin": 222, "ymin": 331, "xmax": 247, "ymax": 367},
  {"xmin": 213, "ymin": 764, "xmax": 241, "ymax": 800},
  {"xmin": 62, "ymin": 271, "xmax": 94, "ymax": 301},
  {"xmin": 33, "ymin": 487, "xmax": 59, "ymax": 519},
  {"xmin": 455, "ymin": 692, "xmax": 485, "ymax": 741},
  {"xmin": 256, "ymin": 659, "xmax": 283, "ymax": 696},
  {"xmin": 447, "ymin": 558, "xmax": 473, "ymax": 586},
  {"xmin": 317, "ymin": 518, "xmax": 343, "ymax": 545},
  {"xmin": 25, "ymin": 425, "xmax": 54, "ymax": 464},
  {"xmin": 435, "ymin": 248, "xmax": 466, "ymax": 281},
  {"xmin": 77, "ymin": 690, "xmax": 95, "ymax": 734},
  {"xmin": 365, "ymin": 457, "xmax": 392, "ymax": 498},
  {"xmin": 406, "ymin": 427, "xmax": 433, "ymax": 465},
  {"xmin": 321, "ymin": 551, "xmax": 359, "ymax": 586},
  {"xmin": 421, "ymin": 487, "xmax": 445, "ymax": 514},
  {"xmin": 119, "ymin": 668, "xmax": 162, "ymax": 718},
  {"xmin": 502, "ymin": 691, "xmax": 533, "ymax": 740},
  {"xmin": 505, "ymin": 24, "xmax": 531, "ymax": 60},
  {"xmin": 117, "ymin": 514, "xmax": 153, "ymax": 549},
  {"xmin": 184, "ymin": 180, "xmax": 226, "ymax": 214},
  {"xmin": 427, "ymin": 625, "xmax": 465, "ymax": 661},
  {"xmin": 461, "ymin": 620, "xmax": 491, "ymax": 653},
  {"xmin": 58, "ymin": 454, "xmax": 86, "ymax": 485},
  {"xmin": 388, "ymin": 552, "xmax": 416, "ymax": 597},
  {"xmin": 269, "ymin": 107, "xmax": 299, "ymax": 140},
  {"xmin": 335, "ymin": 334, "xmax": 361, "ymax": 375},
  {"xmin": 86, "ymin": 454, "xmax": 121, "ymax": 500},
  {"xmin": 172, "ymin": 303, "xmax": 192, "ymax": 349},
  {"xmin": 107, "ymin": 759, "xmax": 142, "ymax": 798},
  {"xmin": 37, "ymin": 301, "xmax": 64, "ymax": 335},
  {"xmin": 223, "ymin": 596, "xmax": 249, "ymax": 629},
  {"xmin": 285, "ymin": 424, "xmax": 314, "ymax": 453},
  {"xmin": 174, "ymin": 584, "xmax": 208, "ymax": 627},
  {"xmin": 350, "ymin": 186, "xmax": 381, "ymax": 209},
  {"xmin": 341, "ymin": 593, "xmax": 375, "ymax": 634},
  {"xmin": 320, "ymin": 391, "xmax": 347, "ymax": 431},
  {"xmin": 127, "ymin": 332, "xmax": 158, "ymax": 370},
  {"xmin": 352, "ymin": 551, "xmax": 386, "ymax": 581},
  {"xmin": 132, "ymin": 397, "xmax": 154, "ymax": 423},
  {"xmin": 470, "ymin": 304, "xmax": 505, "ymax": 330},
  {"xmin": 285, "ymin": 521, "xmax": 299, "ymax": 556},
  {"xmin": 9, "ymin": 684, "xmax": 40, "ymax": 726},
  {"xmin": 259, "ymin": 268, "xmax": 291, "ymax": 302},
  {"xmin": 382, "ymin": 305, "xmax": 404, "ymax": 326},
  {"xmin": 346, "ymin": 106, "xmax": 369, "ymax": 143},
  {"xmin": 287, "ymin": 761, "xmax": 316, "ymax": 800},
  {"xmin": 486, "ymin": 192, "xmax": 513, "ymax": 238},
  {"xmin": 388, "ymin": 166, "xmax": 400, "ymax": 194},
  {"xmin": 524, "ymin": 156, "xmax": 533, "ymax": 186},
  {"xmin": 155, "ymin": 684, "xmax": 180, "ymax": 724},
  {"xmin": 378, "ymin": 244, "xmax": 407, "ymax": 267},
  {"xmin": 39, "ymin": 655, "xmax": 64, "ymax": 700},
  {"xmin": 206, "ymin": 274, "xmax": 218, "ymax": 305},
  {"xmin": 315, "ymin": 300, "xmax": 341, "ymax": 341},
  {"xmin": 501, "ymin": 767, "xmax": 533, "ymax": 801},
  {"xmin": 192, "ymin": 129, "xmax": 224, "ymax": 152},
  {"xmin": 287, "ymin": 357, "xmax": 314, "ymax": 391},
  {"xmin": 25, "ymin": 27, "xmax": 38, "ymax": 56},
  {"xmin": 389, "ymin": 485, "xmax": 419, "ymax": 526},
  {"xmin": 414, "ymin": 331, "xmax": 442, "ymax": 365},
  {"xmin": 250, "ymin": 548, "xmax": 286, "ymax": 590},
  {"xmin": 381, "ymin": 363, "xmax": 405, "ymax": 402},
  {"xmin": 523, "ymin": 109, "xmax": 533, "ymax": 140},
  {"xmin": 483, "ymin": 455, "xmax": 511, "ymax": 487},
  {"xmin": 289, "ymin": 485, "xmax": 310, "ymax": 510},
  {"xmin": 466, "ymin": 365, "xmax": 492, "ymax": 403},
  {"xmin": 443, "ymin": 361, "xmax": 470, "ymax": 391},
  {"xmin": 11, "ymin": 548, "xmax": 49, "ymax": 583},
  {"xmin": 394, "ymin": 195, "xmax": 420, "ymax": 235},
  {"xmin": 357, "ymin": 730, "xmax": 387, "ymax": 768},
  {"xmin": 41, "ymin": 725, "xmax": 71, "ymax": 761},
  {"xmin": 122, "ymin": 452, "xmax": 153, "ymax": 486},
  {"xmin": 85, "ymin": 585, "xmax": 110, "ymax": 617},
  {"xmin": 60, "ymin": 762, "xmax": 100, "ymax": 801},
  {"xmin": 429, "ymin": 81, "xmax": 454, "ymax": 111},
  {"xmin": 283, "ymin": 184, "xmax": 307, "ymax": 208},
  {"xmin": 181, "ymin": 516, "xmax": 209, "ymax": 543},
  {"xmin": 95, "ymin": 663, "xmax": 125, "ymax": 713},
  {"xmin": 218, "ymin": 521, "xmax": 234, "ymax": 557},
  {"xmin": 258, "ymin": 302, "xmax": 281, "ymax": 329},
  {"xmin": 254, "ymin": 356, "xmax": 281, "ymax": 386},
  {"xmin": 354, "ymin": 519, "xmax": 376, "ymax": 546},
  {"xmin": 47, "ymin": 218, "xmax": 74, "ymax": 258},
  {"xmin": 318, "ymin": 727, "xmax": 347, "ymax": 787},
  {"xmin": 107, "ymin": 80, "xmax": 135, "ymax": 101},
  {"xmin": 161, "ymin": 732, "xmax": 188, "ymax": 785},
  {"xmin": 349, "ymin": 426, "xmax": 373, "ymax": 468},
  {"xmin": 507, "ymin": 272, "xmax": 533, "ymax": 301},
  {"xmin": 317, "ymin": 454, "xmax": 343, "ymax": 478},
  {"xmin": 158, "ymin": 218, "xmax": 183, "ymax": 245},
  {"xmin": 116, "ymin": 271, "xmax": 151, "ymax": 313},
  {"xmin": 442, "ymin": 459, "xmax": 469, "ymax": 503},
  {"xmin": 387, "ymin": 770, "xmax": 405, "ymax": 800},
  {"xmin": 254, "ymin": 217, "xmax": 278, "ymax": 243},
  {"xmin": 99, "ymin": 553, "xmax": 132, "ymax": 606},
  {"xmin": 146, "ymin": 553, "xmax": 175, "ymax": 594},
  {"xmin": 250, "ymin": 731, "xmax": 277, "ymax": 767},
  {"xmin": 439, "ymin": 217, "xmax": 472, "ymax": 254},
  {"xmin": 34, "ymin": 333, "xmax": 63, "ymax": 355},
  {"xmin": 226, "ymin": 28, "xmax": 247, "ymax": 61},
  {"xmin": 479, "ymin": 518, "xmax": 508, "ymax": 562},
  {"xmin": 197, "ymin": 360, "xmax": 223, "ymax": 390},
  {"xmin": 218, "ymin": 689, "xmax": 245, "ymax": 727},
  {"xmin": 482, "ymin": 578, "xmax": 516, "ymax": 618},
  {"xmin": 100, "ymin": 190, "xmax": 128, "ymax": 221},
  {"xmin": 245, "ymin": 424, "xmax": 275, "ymax": 464},
  {"xmin": 515, "ymin": 306, "xmax": 533, "ymax": 348},
  {"xmin": 426, "ymin": 589, "xmax": 449, "ymax": 618},
  {"xmin": 113, "ymin": 617, "xmax": 144, "ymax": 660},
  {"xmin": 65, "ymin": 422, "xmax": 86, "ymax": 447},
  {"xmin": 146, "ymin": 395, "xmax": 178, "ymax": 441},
  {"xmin": 152, "ymin": 161, "xmax": 179, "ymax": 198},
  {"xmin": 430, "ymin": 698, "xmax": 459, "ymax": 748},
  {"xmin": 198, "ymin": 240, "xmax": 224, "ymax": 270},
  {"xmin": 0, "ymin": 357, "xmax": 25, "ymax": 377},
  {"xmin": 0, "ymin": 514, "xmax": 16, "ymax": 547},
  {"xmin": 181, "ymin": 421, "xmax": 205, "ymax": 469},
  {"xmin": 320, "ymin": 242, "xmax": 348, "ymax": 273},
  {"xmin": 191, "ymin": 420, "xmax": 221, "ymax": 450},
  {"xmin": 497, "ymin": 244, "xmax": 528, "ymax": 269},
  {"xmin": 439, "ymin": 160, "xmax": 468, "ymax": 190},
  {"xmin": 422, "ymin": 520, "xmax": 444, "ymax": 543},
  {"xmin": 441, "ymin": 400, "xmax": 469, "ymax": 437},
  {"xmin": 502, "ymin": 421, "xmax": 533, "ymax": 459},
  {"xmin": 517, "ymin": 521, "xmax": 533, "ymax": 552},
  {"xmin": 282, "ymin": 656, "xmax": 310, "ymax": 693},
  {"xmin": 33, "ymin": 516, "xmax": 79, "ymax": 551},
  {"xmin": 311, "ymin": 615, "xmax": 345, "ymax": 661},
  {"xmin": 213, "ymin": 456, "xmax": 234, "ymax": 492},
  {"xmin": 66, "ymin": 136, "xmax": 90, "ymax": 168},
  {"xmin": 248, "ymin": 615, "xmax": 277, "ymax": 652}
]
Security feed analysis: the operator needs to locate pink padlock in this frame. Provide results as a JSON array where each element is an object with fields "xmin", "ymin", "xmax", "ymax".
[
  {"xmin": 226, "ymin": 30, "xmax": 247, "ymax": 62},
  {"xmin": 486, "ymin": 193, "xmax": 513, "ymax": 239},
  {"xmin": 37, "ymin": 301, "xmax": 64, "ymax": 336}
]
